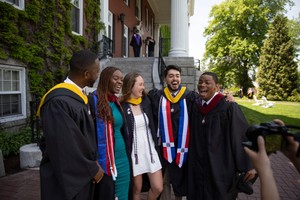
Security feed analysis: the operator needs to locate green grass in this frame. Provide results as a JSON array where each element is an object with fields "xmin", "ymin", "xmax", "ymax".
[{"xmin": 236, "ymin": 98, "xmax": 300, "ymax": 126}]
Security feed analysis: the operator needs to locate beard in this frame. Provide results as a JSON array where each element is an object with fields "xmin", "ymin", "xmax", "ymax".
[{"xmin": 167, "ymin": 84, "xmax": 180, "ymax": 92}]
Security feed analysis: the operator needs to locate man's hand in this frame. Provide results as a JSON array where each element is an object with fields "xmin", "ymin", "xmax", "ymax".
[{"xmin": 93, "ymin": 161, "xmax": 105, "ymax": 183}]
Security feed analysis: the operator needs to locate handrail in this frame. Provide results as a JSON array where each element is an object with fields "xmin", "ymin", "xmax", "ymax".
[
  {"xmin": 98, "ymin": 35, "xmax": 113, "ymax": 60},
  {"xmin": 158, "ymin": 52, "xmax": 166, "ymax": 87}
]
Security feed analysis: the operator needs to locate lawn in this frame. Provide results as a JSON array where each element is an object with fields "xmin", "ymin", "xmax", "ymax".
[{"xmin": 236, "ymin": 98, "xmax": 300, "ymax": 126}]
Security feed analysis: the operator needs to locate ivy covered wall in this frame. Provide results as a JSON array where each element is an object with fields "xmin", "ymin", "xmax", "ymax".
[{"xmin": 0, "ymin": 0, "xmax": 104, "ymax": 99}]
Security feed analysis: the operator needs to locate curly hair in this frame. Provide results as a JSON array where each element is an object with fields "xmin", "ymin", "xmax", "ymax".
[{"xmin": 96, "ymin": 66, "xmax": 121, "ymax": 121}]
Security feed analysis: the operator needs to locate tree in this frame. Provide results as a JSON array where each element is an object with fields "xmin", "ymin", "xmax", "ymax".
[
  {"xmin": 257, "ymin": 14, "xmax": 298, "ymax": 100},
  {"xmin": 203, "ymin": 0, "xmax": 294, "ymax": 94},
  {"xmin": 288, "ymin": 13, "xmax": 300, "ymax": 59},
  {"xmin": 160, "ymin": 25, "xmax": 171, "ymax": 56}
]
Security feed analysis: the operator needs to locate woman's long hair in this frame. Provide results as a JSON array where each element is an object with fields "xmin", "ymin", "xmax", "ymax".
[
  {"xmin": 119, "ymin": 71, "xmax": 147, "ymax": 103},
  {"xmin": 96, "ymin": 66, "xmax": 120, "ymax": 121}
]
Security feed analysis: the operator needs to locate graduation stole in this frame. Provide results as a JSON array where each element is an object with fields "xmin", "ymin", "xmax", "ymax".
[
  {"xmin": 36, "ymin": 83, "xmax": 87, "ymax": 117},
  {"xmin": 159, "ymin": 86, "xmax": 190, "ymax": 168},
  {"xmin": 94, "ymin": 94, "xmax": 117, "ymax": 180},
  {"xmin": 199, "ymin": 93, "xmax": 224, "ymax": 115},
  {"xmin": 126, "ymin": 97, "xmax": 142, "ymax": 105}
]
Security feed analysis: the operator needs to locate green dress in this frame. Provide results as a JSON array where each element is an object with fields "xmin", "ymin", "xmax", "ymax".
[{"xmin": 110, "ymin": 102, "xmax": 130, "ymax": 200}]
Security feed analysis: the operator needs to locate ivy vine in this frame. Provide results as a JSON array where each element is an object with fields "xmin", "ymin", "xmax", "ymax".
[{"xmin": 0, "ymin": 0, "xmax": 104, "ymax": 99}]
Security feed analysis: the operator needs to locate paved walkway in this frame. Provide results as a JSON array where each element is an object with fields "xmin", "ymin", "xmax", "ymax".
[{"xmin": 0, "ymin": 152, "xmax": 299, "ymax": 200}]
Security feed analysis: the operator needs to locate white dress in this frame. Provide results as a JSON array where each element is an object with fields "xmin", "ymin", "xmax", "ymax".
[{"xmin": 131, "ymin": 113, "xmax": 162, "ymax": 176}]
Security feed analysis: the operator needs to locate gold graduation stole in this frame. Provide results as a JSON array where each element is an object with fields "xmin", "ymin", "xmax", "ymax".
[
  {"xmin": 126, "ymin": 97, "xmax": 142, "ymax": 105},
  {"xmin": 36, "ymin": 83, "xmax": 87, "ymax": 117},
  {"xmin": 164, "ymin": 86, "xmax": 186, "ymax": 103}
]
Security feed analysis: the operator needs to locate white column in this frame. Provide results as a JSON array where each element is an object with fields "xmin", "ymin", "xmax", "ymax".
[{"xmin": 169, "ymin": 0, "xmax": 189, "ymax": 57}]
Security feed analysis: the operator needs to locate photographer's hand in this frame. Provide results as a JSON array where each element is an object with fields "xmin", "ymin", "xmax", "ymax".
[
  {"xmin": 244, "ymin": 136, "xmax": 279, "ymax": 200},
  {"xmin": 244, "ymin": 136, "xmax": 271, "ymax": 174},
  {"xmin": 273, "ymin": 119, "xmax": 300, "ymax": 173}
]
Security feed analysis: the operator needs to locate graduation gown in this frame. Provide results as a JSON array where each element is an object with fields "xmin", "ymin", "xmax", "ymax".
[
  {"xmin": 39, "ymin": 86, "xmax": 99, "ymax": 200},
  {"xmin": 148, "ymin": 87, "xmax": 199, "ymax": 196},
  {"xmin": 187, "ymin": 96, "xmax": 252, "ymax": 200}
]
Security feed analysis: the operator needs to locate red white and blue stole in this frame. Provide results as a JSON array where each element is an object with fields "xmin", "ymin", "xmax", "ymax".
[
  {"xmin": 159, "ymin": 86, "xmax": 190, "ymax": 168},
  {"xmin": 94, "ymin": 94, "xmax": 117, "ymax": 180},
  {"xmin": 105, "ymin": 121, "xmax": 117, "ymax": 180}
]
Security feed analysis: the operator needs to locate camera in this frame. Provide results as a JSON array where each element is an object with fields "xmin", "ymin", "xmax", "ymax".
[{"xmin": 243, "ymin": 122, "xmax": 300, "ymax": 154}]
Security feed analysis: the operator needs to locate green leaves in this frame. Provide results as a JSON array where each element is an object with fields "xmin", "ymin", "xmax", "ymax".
[
  {"xmin": 257, "ymin": 14, "xmax": 299, "ymax": 101},
  {"xmin": 203, "ymin": 0, "xmax": 293, "ymax": 94},
  {"xmin": 0, "ymin": 129, "xmax": 31, "ymax": 157},
  {"xmin": 0, "ymin": 0, "xmax": 103, "ymax": 99}
]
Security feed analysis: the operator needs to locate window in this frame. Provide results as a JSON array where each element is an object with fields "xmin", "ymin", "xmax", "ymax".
[
  {"xmin": 71, "ymin": 0, "xmax": 83, "ymax": 35},
  {"xmin": 123, "ymin": 25, "xmax": 129, "ymax": 57},
  {"xmin": 151, "ymin": 17, "xmax": 154, "ymax": 36},
  {"xmin": 146, "ymin": 8, "xmax": 149, "ymax": 31},
  {"xmin": 108, "ymin": 11, "xmax": 113, "ymax": 40},
  {"xmin": 1, "ymin": 0, "xmax": 25, "ymax": 10},
  {"xmin": 135, "ymin": 0, "xmax": 141, "ymax": 20},
  {"xmin": 0, "ymin": 65, "xmax": 26, "ymax": 122}
]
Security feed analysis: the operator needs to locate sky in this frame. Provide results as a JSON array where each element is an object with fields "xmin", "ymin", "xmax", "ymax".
[{"xmin": 188, "ymin": 0, "xmax": 300, "ymax": 61}]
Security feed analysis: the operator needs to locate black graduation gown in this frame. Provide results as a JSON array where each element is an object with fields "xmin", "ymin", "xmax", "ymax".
[
  {"xmin": 148, "ymin": 88, "xmax": 199, "ymax": 196},
  {"xmin": 187, "ymin": 97, "xmax": 252, "ymax": 200},
  {"xmin": 39, "ymin": 88, "xmax": 99, "ymax": 200}
]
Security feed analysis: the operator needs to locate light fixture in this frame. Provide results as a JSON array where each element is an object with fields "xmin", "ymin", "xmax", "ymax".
[{"xmin": 119, "ymin": 13, "xmax": 125, "ymax": 23}]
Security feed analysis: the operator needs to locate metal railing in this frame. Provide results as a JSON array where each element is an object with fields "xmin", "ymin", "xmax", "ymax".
[
  {"xmin": 30, "ymin": 97, "xmax": 41, "ymax": 144},
  {"xmin": 98, "ymin": 35, "xmax": 113, "ymax": 60},
  {"xmin": 158, "ymin": 37, "xmax": 170, "ymax": 88}
]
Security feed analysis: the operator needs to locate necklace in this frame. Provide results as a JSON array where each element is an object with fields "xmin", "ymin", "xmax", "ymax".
[{"xmin": 131, "ymin": 106, "xmax": 154, "ymax": 165}]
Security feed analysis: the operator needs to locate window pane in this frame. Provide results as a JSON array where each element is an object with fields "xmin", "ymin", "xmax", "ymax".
[
  {"xmin": 12, "ymin": 81, "xmax": 19, "ymax": 91},
  {"xmin": 0, "ymin": 69, "xmax": 2, "ymax": 91},
  {"xmin": 11, "ymin": 70, "xmax": 19, "ymax": 81},
  {"xmin": 11, "ymin": 94, "xmax": 21, "ymax": 114},
  {"xmin": 108, "ymin": 25, "xmax": 112, "ymax": 39},
  {"xmin": 3, "ymin": 70, "xmax": 11, "ymax": 80},
  {"xmin": 1, "ymin": 69, "xmax": 20, "ymax": 91},
  {"xmin": 0, "ymin": 94, "xmax": 21, "ymax": 117},
  {"xmin": 6, "ymin": 0, "xmax": 19, "ymax": 6},
  {"xmin": 72, "ymin": 6, "xmax": 80, "ymax": 33},
  {"xmin": 1, "ymin": 95, "xmax": 10, "ymax": 116},
  {"xmin": 3, "ymin": 81, "xmax": 11, "ymax": 91}
]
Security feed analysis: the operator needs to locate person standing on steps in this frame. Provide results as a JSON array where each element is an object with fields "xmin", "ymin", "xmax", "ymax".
[
  {"xmin": 146, "ymin": 36, "xmax": 155, "ymax": 57},
  {"xmin": 130, "ymin": 28, "xmax": 142, "ymax": 57}
]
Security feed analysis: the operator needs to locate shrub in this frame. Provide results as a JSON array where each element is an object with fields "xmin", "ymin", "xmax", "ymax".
[
  {"xmin": 287, "ymin": 90, "xmax": 300, "ymax": 102},
  {"xmin": 227, "ymin": 87, "xmax": 240, "ymax": 97},
  {"xmin": 0, "ymin": 128, "xmax": 31, "ymax": 156}
]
